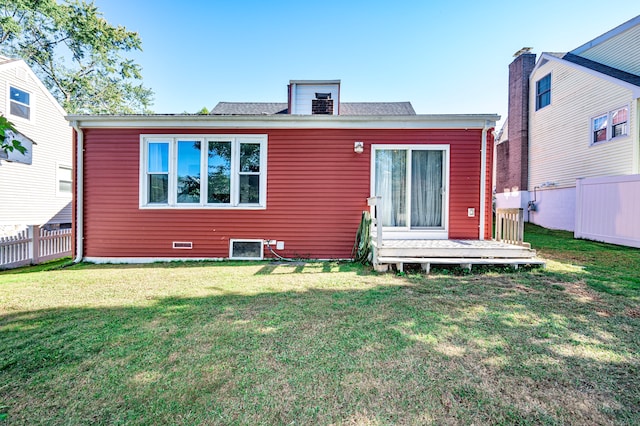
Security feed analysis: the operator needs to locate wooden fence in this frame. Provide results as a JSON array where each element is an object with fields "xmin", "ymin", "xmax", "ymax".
[
  {"xmin": 495, "ymin": 208, "xmax": 526, "ymax": 246},
  {"xmin": 0, "ymin": 226, "xmax": 72, "ymax": 269}
]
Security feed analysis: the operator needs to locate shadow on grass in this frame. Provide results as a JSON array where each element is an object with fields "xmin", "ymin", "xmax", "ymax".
[{"xmin": 1, "ymin": 273, "xmax": 638, "ymax": 425}]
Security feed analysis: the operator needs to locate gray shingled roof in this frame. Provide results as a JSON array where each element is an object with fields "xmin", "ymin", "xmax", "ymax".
[
  {"xmin": 561, "ymin": 52, "xmax": 640, "ymax": 87},
  {"xmin": 211, "ymin": 102, "xmax": 288, "ymax": 115},
  {"xmin": 211, "ymin": 101, "xmax": 416, "ymax": 115}
]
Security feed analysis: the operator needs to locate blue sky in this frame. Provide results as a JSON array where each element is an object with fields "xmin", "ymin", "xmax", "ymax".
[{"xmin": 94, "ymin": 1, "xmax": 640, "ymax": 125}]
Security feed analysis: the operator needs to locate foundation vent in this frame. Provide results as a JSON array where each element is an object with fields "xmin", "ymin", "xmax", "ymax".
[{"xmin": 173, "ymin": 241, "xmax": 193, "ymax": 249}]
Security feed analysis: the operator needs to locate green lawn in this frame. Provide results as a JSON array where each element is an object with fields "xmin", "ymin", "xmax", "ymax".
[{"xmin": 1, "ymin": 224, "xmax": 639, "ymax": 425}]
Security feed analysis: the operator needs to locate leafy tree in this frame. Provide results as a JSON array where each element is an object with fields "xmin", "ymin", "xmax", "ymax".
[
  {"xmin": 196, "ymin": 106, "xmax": 209, "ymax": 115},
  {"xmin": 0, "ymin": 116, "xmax": 26, "ymax": 156},
  {"xmin": 0, "ymin": 0, "xmax": 153, "ymax": 114}
]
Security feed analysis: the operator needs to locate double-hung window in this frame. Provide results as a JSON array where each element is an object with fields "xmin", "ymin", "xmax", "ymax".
[
  {"xmin": 9, "ymin": 86, "xmax": 32, "ymax": 121},
  {"xmin": 535, "ymin": 74, "xmax": 551, "ymax": 110},
  {"xmin": 140, "ymin": 134, "xmax": 267, "ymax": 208},
  {"xmin": 591, "ymin": 106, "xmax": 628, "ymax": 144}
]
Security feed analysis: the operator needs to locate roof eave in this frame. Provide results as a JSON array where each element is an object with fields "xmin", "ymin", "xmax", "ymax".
[{"xmin": 67, "ymin": 114, "xmax": 500, "ymax": 130}]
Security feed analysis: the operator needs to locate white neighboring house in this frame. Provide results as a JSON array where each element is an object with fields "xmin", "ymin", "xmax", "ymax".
[
  {"xmin": 0, "ymin": 56, "xmax": 72, "ymax": 236},
  {"xmin": 495, "ymin": 16, "xmax": 640, "ymax": 245}
]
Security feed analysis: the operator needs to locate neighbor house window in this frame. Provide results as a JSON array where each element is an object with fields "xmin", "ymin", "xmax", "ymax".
[
  {"xmin": 140, "ymin": 134, "xmax": 267, "ymax": 208},
  {"xmin": 9, "ymin": 86, "xmax": 31, "ymax": 120},
  {"xmin": 591, "ymin": 106, "xmax": 628, "ymax": 144},
  {"xmin": 57, "ymin": 165, "xmax": 73, "ymax": 195},
  {"xmin": 535, "ymin": 74, "xmax": 551, "ymax": 110}
]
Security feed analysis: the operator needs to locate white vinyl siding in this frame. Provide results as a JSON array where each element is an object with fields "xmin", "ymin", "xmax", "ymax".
[
  {"xmin": 529, "ymin": 60, "xmax": 637, "ymax": 190},
  {"xmin": 290, "ymin": 83, "xmax": 339, "ymax": 115},
  {"xmin": 0, "ymin": 64, "xmax": 72, "ymax": 228},
  {"xmin": 573, "ymin": 23, "xmax": 640, "ymax": 76}
]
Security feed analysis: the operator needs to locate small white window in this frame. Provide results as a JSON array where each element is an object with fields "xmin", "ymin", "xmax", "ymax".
[
  {"xmin": 9, "ymin": 86, "xmax": 32, "ymax": 121},
  {"xmin": 229, "ymin": 239, "xmax": 264, "ymax": 260},
  {"xmin": 57, "ymin": 165, "xmax": 73, "ymax": 196},
  {"xmin": 591, "ymin": 106, "xmax": 628, "ymax": 145}
]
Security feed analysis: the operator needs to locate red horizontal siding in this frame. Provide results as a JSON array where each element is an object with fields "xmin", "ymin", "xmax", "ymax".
[{"xmin": 79, "ymin": 127, "xmax": 489, "ymax": 259}]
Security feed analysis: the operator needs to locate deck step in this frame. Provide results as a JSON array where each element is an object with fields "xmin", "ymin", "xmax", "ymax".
[{"xmin": 374, "ymin": 257, "xmax": 546, "ymax": 273}]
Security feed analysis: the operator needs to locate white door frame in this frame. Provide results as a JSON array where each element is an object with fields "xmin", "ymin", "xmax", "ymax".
[{"xmin": 370, "ymin": 144, "xmax": 450, "ymax": 239}]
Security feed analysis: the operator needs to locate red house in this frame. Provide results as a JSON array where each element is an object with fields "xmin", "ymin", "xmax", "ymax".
[{"xmin": 68, "ymin": 80, "xmax": 536, "ymax": 269}]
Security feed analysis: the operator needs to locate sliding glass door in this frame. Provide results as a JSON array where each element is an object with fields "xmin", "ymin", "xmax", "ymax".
[{"xmin": 373, "ymin": 145, "xmax": 448, "ymax": 234}]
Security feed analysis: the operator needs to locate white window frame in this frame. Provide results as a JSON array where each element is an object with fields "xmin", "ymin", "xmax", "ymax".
[
  {"xmin": 7, "ymin": 83, "xmax": 35, "ymax": 124},
  {"xmin": 590, "ymin": 105, "xmax": 629, "ymax": 145},
  {"xmin": 370, "ymin": 144, "xmax": 450, "ymax": 240},
  {"xmin": 229, "ymin": 239, "xmax": 265, "ymax": 260},
  {"xmin": 139, "ymin": 134, "xmax": 267, "ymax": 209},
  {"xmin": 535, "ymin": 73, "xmax": 551, "ymax": 111},
  {"xmin": 56, "ymin": 163, "xmax": 73, "ymax": 197}
]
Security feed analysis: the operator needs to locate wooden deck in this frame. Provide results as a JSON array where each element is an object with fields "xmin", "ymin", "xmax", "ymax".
[{"xmin": 370, "ymin": 238, "xmax": 545, "ymax": 273}]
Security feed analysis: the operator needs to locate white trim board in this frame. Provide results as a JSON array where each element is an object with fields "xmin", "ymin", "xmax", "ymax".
[{"xmin": 68, "ymin": 114, "xmax": 500, "ymax": 130}]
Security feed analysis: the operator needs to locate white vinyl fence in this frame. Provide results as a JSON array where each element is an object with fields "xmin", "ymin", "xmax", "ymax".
[
  {"xmin": 575, "ymin": 175, "xmax": 640, "ymax": 248},
  {"xmin": 0, "ymin": 226, "xmax": 72, "ymax": 269}
]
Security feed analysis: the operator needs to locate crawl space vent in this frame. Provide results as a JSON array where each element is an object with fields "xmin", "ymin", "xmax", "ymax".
[{"xmin": 173, "ymin": 241, "xmax": 193, "ymax": 249}]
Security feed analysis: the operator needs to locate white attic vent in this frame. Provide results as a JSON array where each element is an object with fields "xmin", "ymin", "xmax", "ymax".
[
  {"xmin": 173, "ymin": 241, "xmax": 193, "ymax": 249},
  {"xmin": 15, "ymin": 68, "xmax": 27, "ymax": 81}
]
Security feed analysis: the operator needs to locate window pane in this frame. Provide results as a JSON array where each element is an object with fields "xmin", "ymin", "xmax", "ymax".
[
  {"xmin": 239, "ymin": 175, "xmax": 260, "ymax": 204},
  {"xmin": 537, "ymin": 75, "xmax": 550, "ymax": 92},
  {"xmin": 612, "ymin": 108, "xmax": 628, "ymax": 125},
  {"xmin": 59, "ymin": 166, "xmax": 72, "ymax": 181},
  {"xmin": 593, "ymin": 116, "xmax": 607, "ymax": 131},
  {"xmin": 536, "ymin": 74, "xmax": 551, "ymax": 110},
  {"xmin": 612, "ymin": 123, "xmax": 627, "ymax": 138},
  {"xmin": 148, "ymin": 142, "xmax": 169, "ymax": 173},
  {"xmin": 10, "ymin": 87, "xmax": 30, "ymax": 104},
  {"xmin": 177, "ymin": 141, "xmax": 201, "ymax": 203},
  {"xmin": 375, "ymin": 149, "xmax": 407, "ymax": 227},
  {"xmin": 148, "ymin": 175, "xmax": 168, "ymax": 203},
  {"xmin": 208, "ymin": 141, "xmax": 231, "ymax": 203},
  {"xmin": 231, "ymin": 241, "xmax": 262, "ymax": 259},
  {"xmin": 10, "ymin": 102, "xmax": 30, "ymax": 119},
  {"xmin": 411, "ymin": 150, "xmax": 443, "ymax": 227},
  {"xmin": 59, "ymin": 181, "xmax": 72, "ymax": 193},
  {"xmin": 240, "ymin": 143, "xmax": 260, "ymax": 172}
]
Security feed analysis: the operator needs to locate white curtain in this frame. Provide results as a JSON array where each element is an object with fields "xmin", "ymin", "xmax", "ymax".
[
  {"xmin": 375, "ymin": 150, "xmax": 406, "ymax": 227},
  {"xmin": 411, "ymin": 150, "xmax": 443, "ymax": 227}
]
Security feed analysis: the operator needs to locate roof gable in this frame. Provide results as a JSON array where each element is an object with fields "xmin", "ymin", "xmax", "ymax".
[
  {"xmin": 531, "ymin": 52, "xmax": 640, "ymax": 98},
  {"xmin": 570, "ymin": 15, "xmax": 640, "ymax": 55},
  {"xmin": 0, "ymin": 55, "xmax": 66, "ymax": 117}
]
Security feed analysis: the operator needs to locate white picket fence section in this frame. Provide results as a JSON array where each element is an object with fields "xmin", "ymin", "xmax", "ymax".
[
  {"xmin": 0, "ymin": 226, "xmax": 72, "ymax": 269},
  {"xmin": 495, "ymin": 208, "xmax": 527, "ymax": 246}
]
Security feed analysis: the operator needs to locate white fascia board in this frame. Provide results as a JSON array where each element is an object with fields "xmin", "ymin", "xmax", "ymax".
[
  {"xmin": 532, "ymin": 53, "xmax": 640, "ymax": 99},
  {"xmin": 67, "ymin": 114, "xmax": 500, "ymax": 130},
  {"xmin": 0, "ymin": 58, "xmax": 67, "ymax": 117},
  {"xmin": 570, "ymin": 15, "xmax": 640, "ymax": 55},
  {"xmin": 289, "ymin": 79, "xmax": 341, "ymax": 85}
]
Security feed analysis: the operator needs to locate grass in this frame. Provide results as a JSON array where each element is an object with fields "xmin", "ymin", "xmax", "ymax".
[{"xmin": 1, "ymin": 224, "xmax": 639, "ymax": 425}]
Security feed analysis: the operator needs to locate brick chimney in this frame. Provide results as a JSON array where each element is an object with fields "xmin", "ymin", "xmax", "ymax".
[{"xmin": 496, "ymin": 51, "xmax": 536, "ymax": 193}]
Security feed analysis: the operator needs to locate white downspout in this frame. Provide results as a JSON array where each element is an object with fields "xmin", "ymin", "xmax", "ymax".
[
  {"xmin": 479, "ymin": 122, "xmax": 490, "ymax": 240},
  {"xmin": 71, "ymin": 121, "xmax": 84, "ymax": 263}
]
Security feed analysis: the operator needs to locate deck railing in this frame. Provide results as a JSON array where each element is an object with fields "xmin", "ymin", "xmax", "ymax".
[
  {"xmin": 0, "ymin": 226, "xmax": 72, "ymax": 269},
  {"xmin": 495, "ymin": 208, "xmax": 525, "ymax": 245},
  {"xmin": 367, "ymin": 196, "xmax": 383, "ymax": 246}
]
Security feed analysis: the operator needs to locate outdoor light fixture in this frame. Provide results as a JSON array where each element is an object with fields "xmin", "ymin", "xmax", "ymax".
[{"xmin": 354, "ymin": 141, "xmax": 364, "ymax": 154}]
